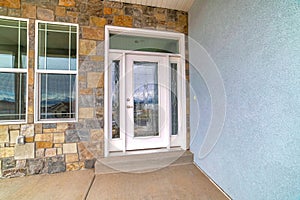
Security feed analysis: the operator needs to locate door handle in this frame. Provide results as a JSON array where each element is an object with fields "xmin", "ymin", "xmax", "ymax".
[{"xmin": 127, "ymin": 105, "xmax": 134, "ymax": 108}]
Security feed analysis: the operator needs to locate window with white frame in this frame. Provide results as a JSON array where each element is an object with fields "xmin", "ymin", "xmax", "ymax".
[
  {"xmin": 35, "ymin": 21, "xmax": 78, "ymax": 122},
  {"xmin": 0, "ymin": 17, "xmax": 28, "ymax": 122}
]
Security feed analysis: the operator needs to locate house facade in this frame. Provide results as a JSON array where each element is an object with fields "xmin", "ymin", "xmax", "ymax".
[{"xmin": 0, "ymin": 0, "xmax": 189, "ymax": 177}]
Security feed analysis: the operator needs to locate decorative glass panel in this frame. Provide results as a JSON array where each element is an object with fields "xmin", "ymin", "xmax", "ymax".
[
  {"xmin": 133, "ymin": 62, "xmax": 159, "ymax": 137},
  {"xmin": 0, "ymin": 73, "xmax": 26, "ymax": 120},
  {"xmin": 40, "ymin": 74, "xmax": 76, "ymax": 119},
  {"xmin": 171, "ymin": 63, "xmax": 178, "ymax": 135},
  {"xmin": 110, "ymin": 34, "xmax": 179, "ymax": 54},
  {"xmin": 111, "ymin": 61, "xmax": 120, "ymax": 139}
]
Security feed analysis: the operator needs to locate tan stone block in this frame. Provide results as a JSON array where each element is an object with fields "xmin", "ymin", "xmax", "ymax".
[
  {"xmin": 0, "ymin": 147, "xmax": 14, "ymax": 158},
  {"xmin": 36, "ymin": 141, "xmax": 53, "ymax": 149},
  {"xmin": 35, "ymin": 133, "xmax": 53, "ymax": 142},
  {"xmin": 79, "ymin": 40, "xmax": 96, "ymax": 55},
  {"xmin": 90, "ymin": 16, "xmax": 106, "ymax": 28},
  {"xmin": 78, "ymin": 74, "xmax": 86, "ymax": 82},
  {"xmin": 82, "ymin": 27, "xmax": 104, "ymax": 41},
  {"xmin": 43, "ymin": 128, "xmax": 57, "ymax": 133},
  {"xmin": 112, "ymin": 8, "xmax": 123, "ymax": 15},
  {"xmin": 67, "ymin": 11, "xmax": 78, "ymax": 17},
  {"xmin": 167, "ymin": 21, "xmax": 176, "ymax": 29},
  {"xmin": 66, "ymin": 153, "xmax": 78, "ymax": 163},
  {"xmin": 35, "ymin": 124, "xmax": 43, "ymax": 134},
  {"xmin": 103, "ymin": 7, "xmax": 112, "ymax": 15},
  {"xmin": 20, "ymin": 124, "xmax": 34, "ymax": 137},
  {"xmin": 79, "ymin": 89, "xmax": 93, "ymax": 95},
  {"xmin": 66, "ymin": 162, "xmax": 82, "ymax": 171},
  {"xmin": 90, "ymin": 55, "xmax": 104, "ymax": 62},
  {"xmin": 55, "ymin": 144, "xmax": 63, "ymax": 148},
  {"xmin": 53, "ymin": 133, "xmax": 65, "ymax": 143},
  {"xmin": 113, "ymin": 15, "xmax": 133, "ymax": 27},
  {"xmin": 28, "ymin": 68, "xmax": 34, "ymax": 87},
  {"xmin": 58, "ymin": 0, "xmax": 75, "ymax": 7},
  {"xmin": 63, "ymin": 143, "xmax": 77, "ymax": 154},
  {"xmin": 25, "ymin": 137, "xmax": 34, "ymax": 143},
  {"xmin": 36, "ymin": 148, "xmax": 44, "ymax": 158},
  {"xmin": 78, "ymin": 143, "xmax": 93, "ymax": 160},
  {"xmin": 57, "ymin": 147, "xmax": 63, "ymax": 155},
  {"xmin": 55, "ymin": 6, "xmax": 65, "ymax": 16},
  {"xmin": 37, "ymin": 7, "xmax": 54, "ymax": 21},
  {"xmin": 79, "ymin": 108, "xmax": 94, "ymax": 119},
  {"xmin": 16, "ymin": 160, "xmax": 26, "ymax": 169},
  {"xmin": 87, "ymin": 72, "xmax": 104, "ymax": 88},
  {"xmin": 0, "ymin": 0, "xmax": 20, "ymax": 9},
  {"xmin": 155, "ymin": 13, "xmax": 166, "ymax": 21},
  {"xmin": 90, "ymin": 129, "xmax": 103, "ymax": 141},
  {"xmin": 21, "ymin": 3, "xmax": 36, "ymax": 18},
  {"xmin": 9, "ymin": 130, "xmax": 19, "ymax": 144},
  {"xmin": 45, "ymin": 148, "xmax": 56, "ymax": 157},
  {"xmin": 57, "ymin": 123, "xmax": 68, "ymax": 131},
  {"xmin": 8, "ymin": 125, "xmax": 20, "ymax": 130},
  {"xmin": 0, "ymin": 126, "xmax": 9, "ymax": 143},
  {"xmin": 14, "ymin": 143, "xmax": 34, "ymax": 160}
]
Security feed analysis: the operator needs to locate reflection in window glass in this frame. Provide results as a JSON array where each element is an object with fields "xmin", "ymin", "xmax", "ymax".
[
  {"xmin": 111, "ymin": 61, "xmax": 120, "ymax": 138},
  {"xmin": 0, "ymin": 73, "xmax": 26, "ymax": 120},
  {"xmin": 37, "ymin": 22, "xmax": 78, "ymax": 121},
  {"xmin": 0, "ymin": 19, "xmax": 27, "ymax": 69},
  {"xmin": 133, "ymin": 62, "xmax": 159, "ymax": 137},
  {"xmin": 38, "ymin": 23, "xmax": 77, "ymax": 70},
  {"xmin": 171, "ymin": 63, "xmax": 178, "ymax": 135},
  {"xmin": 0, "ymin": 18, "xmax": 27, "ymax": 121},
  {"xmin": 40, "ymin": 74, "xmax": 76, "ymax": 119}
]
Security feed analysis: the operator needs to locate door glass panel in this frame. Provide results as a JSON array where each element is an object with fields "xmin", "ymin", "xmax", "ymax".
[
  {"xmin": 133, "ymin": 62, "xmax": 159, "ymax": 137},
  {"xmin": 171, "ymin": 63, "xmax": 178, "ymax": 135},
  {"xmin": 111, "ymin": 60, "xmax": 120, "ymax": 139}
]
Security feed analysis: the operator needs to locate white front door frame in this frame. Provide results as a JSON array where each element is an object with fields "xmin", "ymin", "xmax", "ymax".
[{"xmin": 104, "ymin": 25, "xmax": 187, "ymax": 157}]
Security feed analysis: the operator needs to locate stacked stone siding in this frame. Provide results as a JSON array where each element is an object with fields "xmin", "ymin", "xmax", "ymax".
[{"xmin": 0, "ymin": 0, "xmax": 188, "ymax": 178}]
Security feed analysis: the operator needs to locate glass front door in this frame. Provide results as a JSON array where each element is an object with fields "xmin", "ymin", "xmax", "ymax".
[{"xmin": 125, "ymin": 55, "xmax": 169, "ymax": 150}]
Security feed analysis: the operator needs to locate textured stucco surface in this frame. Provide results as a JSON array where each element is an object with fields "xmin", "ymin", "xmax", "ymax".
[{"xmin": 189, "ymin": 0, "xmax": 300, "ymax": 199}]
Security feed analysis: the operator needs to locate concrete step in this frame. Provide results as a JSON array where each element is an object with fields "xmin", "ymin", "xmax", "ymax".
[{"xmin": 95, "ymin": 150, "xmax": 193, "ymax": 174}]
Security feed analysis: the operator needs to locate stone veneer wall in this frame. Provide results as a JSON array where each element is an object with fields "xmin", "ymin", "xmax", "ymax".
[{"xmin": 0, "ymin": 0, "xmax": 188, "ymax": 178}]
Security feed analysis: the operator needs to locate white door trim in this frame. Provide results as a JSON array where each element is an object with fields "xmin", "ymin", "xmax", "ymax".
[{"xmin": 104, "ymin": 26, "xmax": 186, "ymax": 157}]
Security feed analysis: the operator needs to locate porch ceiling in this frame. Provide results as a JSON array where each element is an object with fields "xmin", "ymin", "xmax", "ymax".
[{"xmin": 109, "ymin": 0, "xmax": 195, "ymax": 12}]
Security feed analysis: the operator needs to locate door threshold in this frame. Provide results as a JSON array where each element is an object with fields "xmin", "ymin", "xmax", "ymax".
[{"xmin": 108, "ymin": 147, "xmax": 182, "ymax": 157}]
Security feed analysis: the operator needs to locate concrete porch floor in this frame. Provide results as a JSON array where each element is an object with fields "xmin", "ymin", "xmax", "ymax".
[{"xmin": 0, "ymin": 164, "xmax": 229, "ymax": 200}]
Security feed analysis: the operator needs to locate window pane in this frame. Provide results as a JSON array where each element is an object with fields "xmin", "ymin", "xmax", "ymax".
[
  {"xmin": 0, "ymin": 20, "xmax": 27, "ymax": 69},
  {"xmin": 111, "ymin": 61, "xmax": 120, "ymax": 138},
  {"xmin": 46, "ymin": 31, "xmax": 69, "ymax": 70},
  {"xmin": 70, "ymin": 32, "xmax": 77, "ymax": 70},
  {"xmin": 38, "ymin": 23, "xmax": 77, "ymax": 71},
  {"xmin": 0, "ymin": 73, "xmax": 26, "ymax": 120},
  {"xmin": 40, "ymin": 74, "xmax": 76, "ymax": 119},
  {"xmin": 171, "ymin": 63, "xmax": 178, "ymax": 135},
  {"xmin": 133, "ymin": 62, "xmax": 159, "ymax": 137},
  {"xmin": 110, "ymin": 34, "xmax": 179, "ymax": 54}
]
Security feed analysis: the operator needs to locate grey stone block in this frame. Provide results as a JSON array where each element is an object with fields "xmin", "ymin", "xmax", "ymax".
[
  {"xmin": 47, "ymin": 156, "xmax": 66, "ymax": 174},
  {"xmin": 66, "ymin": 129, "xmax": 80, "ymax": 143},
  {"xmin": 2, "ymin": 157, "xmax": 16, "ymax": 170},
  {"xmin": 27, "ymin": 159, "xmax": 45, "ymax": 175}
]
